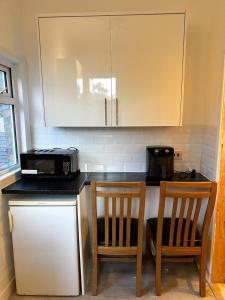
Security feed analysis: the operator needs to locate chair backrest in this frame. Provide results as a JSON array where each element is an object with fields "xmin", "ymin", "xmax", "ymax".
[
  {"xmin": 156, "ymin": 181, "xmax": 217, "ymax": 251},
  {"xmin": 91, "ymin": 181, "xmax": 146, "ymax": 251}
]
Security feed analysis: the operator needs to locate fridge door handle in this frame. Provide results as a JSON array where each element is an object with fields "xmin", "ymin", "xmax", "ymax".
[{"xmin": 8, "ymin": 210, "xmax": 14, "ymax": 232}]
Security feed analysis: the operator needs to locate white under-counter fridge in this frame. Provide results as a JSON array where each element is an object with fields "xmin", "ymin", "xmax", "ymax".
[{"xmin": 8, "ymin": 194, "xmax": 89, "ymax": 296}]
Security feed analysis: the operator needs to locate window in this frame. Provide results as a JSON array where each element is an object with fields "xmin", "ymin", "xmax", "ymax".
[
  {"xmin": 0, "ymin": 65, "xmax": 12, "ymax": 97},
  {"xmin": 0, "ymin": 64, "xmax": 18, "ymax": 174}
]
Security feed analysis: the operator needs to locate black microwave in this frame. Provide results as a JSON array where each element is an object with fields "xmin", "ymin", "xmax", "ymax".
[{"xmin": 20, "ymin": 148, "xmax": 79, "ymax": 179}]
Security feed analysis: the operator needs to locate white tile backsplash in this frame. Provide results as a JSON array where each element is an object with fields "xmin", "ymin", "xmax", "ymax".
[
  {"xmin": 200, "ymin": 125, "xmax": 219, "ymax": 180},
  {"xmin": 31, "ymin": 125, "xmax": 204, "ymax": 172}
]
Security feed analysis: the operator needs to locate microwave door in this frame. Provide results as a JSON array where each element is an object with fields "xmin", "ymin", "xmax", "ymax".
[{"xmin": 26, "ymin": 159, "xmax": 55, "ymax": 175}]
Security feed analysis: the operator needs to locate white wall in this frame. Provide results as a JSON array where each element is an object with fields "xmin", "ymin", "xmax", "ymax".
[
  {"xmin": 199, "ymin": 0, "xmax": 225, "ymax": 181},
  {"xmin": 0, "ymin": 0, "xmax": 23, "ymax": 58},
  {"xmin": 198, "ymin": 2, "xmax": 225, "ymax": 277},
  {"xmin": 0, "ymin": 0, "xmax": 24, "ymax": 298}
]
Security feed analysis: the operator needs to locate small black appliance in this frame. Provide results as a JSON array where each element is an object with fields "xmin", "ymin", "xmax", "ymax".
[
  {"xmin": 146, "ymin": 146, "xmax": 174, "ymax": 180},
  {"xmin": 20, "ymin": 148, "xmax": 79, "ymax": 179}
]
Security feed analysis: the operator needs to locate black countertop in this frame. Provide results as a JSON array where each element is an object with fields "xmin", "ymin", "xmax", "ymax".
[
  {"xmin": 2, "ymin": 172, "xmax": 88, "ymax": 195},
  {"xmin": 85, "ymin": 172, "xmax": 208, "ymax": 185},
  {"xmin": 2, "ymin": 172, "xmax": 209, "ymax": 195}
]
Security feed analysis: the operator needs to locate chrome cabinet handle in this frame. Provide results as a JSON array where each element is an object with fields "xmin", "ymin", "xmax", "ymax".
[
  {"xmin": 8, "ymin": 210, "xmax": 14, "ymax": 233},
  {"xmin": 105, "ymin": 98, "xmax": 107, "ymax": 126},
  {"xmin": 116, "ymin": 98, "xmax": 118, "ymax": 126}
]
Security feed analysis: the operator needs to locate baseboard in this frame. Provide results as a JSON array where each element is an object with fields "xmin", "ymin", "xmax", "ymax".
[{"xmin": 0, "ymin": 277, "xmax": 15, "ymax": 300}]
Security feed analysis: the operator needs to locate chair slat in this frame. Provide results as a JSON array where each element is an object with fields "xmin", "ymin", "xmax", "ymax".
[
  {"xmin": 126, "ymin": 196, "xmax": 132, "ymax": 247},
  {"xmin": 112, "ymin": 196, "xmax": 116, "ymax": 247},
  {"xmin": 176, "ymin": 197, "xmax": 186, "ymax": 246},
  {"xmin": 119, "ymin": 197, "xmax": 124, "ymax": 247},
  {"xmin": 104, "ymin": 197, "xmax": 109, "ymax": 247},
  {"xmin": 183, "ymin": 198, "xmax": 194, "ymax": 246},
  {"xmin": 165, "ymin": 191, "xmax": 210, "ymax": 199},
  {"xmin": 169, "ymin": 197, "xmax": 178, "ymax": 246},
  {"xmin": 191, "ymin": 198, "xmax": 202, "ymax": 246},
  {"xmin": 97, "ymin": 191, "xmax": 140, "ymax": 198},
  {"xmin": 165, "ymin": 182, "xmax": 213, "ymax": 189},
  {"xmin": 96, "ymin": 181, "xmax": 144, "ymax": 188}
]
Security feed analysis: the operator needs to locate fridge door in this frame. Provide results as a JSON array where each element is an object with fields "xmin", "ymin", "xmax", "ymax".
[{"xmin": 10, "ymin": 205, "xmax": 79, "ymax": 295}]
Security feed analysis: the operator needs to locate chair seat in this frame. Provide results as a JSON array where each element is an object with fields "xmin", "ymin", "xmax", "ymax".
[
  {"xmin": 147, "ymin": 218, "xmax": 202, "ymax": 246},
  {"xmin": 97, "ymin": 217, "xmax": 138, "ymax": 246}
]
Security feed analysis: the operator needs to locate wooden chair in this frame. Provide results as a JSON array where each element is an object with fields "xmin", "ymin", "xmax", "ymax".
[
  {"xmin": 146, "ymin": 181, "xmax": 217, "ymax": 297},
  {"xmin": 91, "ymin": 181, "xmax": 146, "ymax": 297}
]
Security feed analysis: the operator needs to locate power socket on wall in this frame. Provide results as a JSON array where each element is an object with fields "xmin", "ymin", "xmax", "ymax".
[{"xmin": 174, "ymin": 150, "xmax": 182, "ymax": 160}]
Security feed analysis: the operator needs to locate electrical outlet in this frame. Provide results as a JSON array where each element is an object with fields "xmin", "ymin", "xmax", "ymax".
[{"xmin": 174, "ymin": 151, "xmax": 182, "ymax": 160}]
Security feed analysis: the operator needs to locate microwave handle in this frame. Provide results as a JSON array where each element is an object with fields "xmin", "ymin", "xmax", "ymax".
[{"xmin": 67, "ymin": 147, "xmax": 78, "ymax": 152}]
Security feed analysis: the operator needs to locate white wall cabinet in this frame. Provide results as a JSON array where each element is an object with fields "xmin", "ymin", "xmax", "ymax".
[
  {"xmin": 39, "ymin": 16, "xmax": 112, "ymax": 127},
  {"xmin": 38, "ymin": 13, "xmax": 185, "ymax": 127},
  {"xmin": 110, "ymin": 14, "xmax": 185, "ymax": 126}
]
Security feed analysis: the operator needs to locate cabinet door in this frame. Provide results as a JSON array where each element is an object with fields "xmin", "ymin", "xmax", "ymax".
[
  {"xmin": 110, "ymin": 14, "xmax": 185, "ymax": 126},
  {"xmin": 39, "ymin": 17, "xmax": 112, "ymax": 127}
]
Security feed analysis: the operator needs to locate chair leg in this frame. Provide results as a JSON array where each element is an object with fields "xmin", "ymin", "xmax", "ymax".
[
  {"xmin": 92, "ymin": 250, "xmax": 98, "ymax": 296},
  {"xmin": 200, "ymin": 255, "xmax": 206, "ymax": 297},
  {"xmin": 145, "ymin": 223, "xmax": 151, "ymax": 258},
  {"xmin": 155, "ymin": 252, "xmax": 162, "ymax": 296},
  {"xmin": 136, "ymin": 251, "xmax": 142, "ymax": 297}
]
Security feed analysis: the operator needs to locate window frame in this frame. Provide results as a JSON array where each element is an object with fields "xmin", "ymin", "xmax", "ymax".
[
  {"xmin": 0, "ymin": 64, "xmax": 12, "ymax": 97},
  {"xmin": 0, "ymin": 64, "xmax": 19, "ymax": 176}
]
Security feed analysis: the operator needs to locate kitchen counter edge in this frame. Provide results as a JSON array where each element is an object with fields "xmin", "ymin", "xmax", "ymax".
[{"xmin": 1, "ymin": 172, "xmax": 209, "ymax": 195}]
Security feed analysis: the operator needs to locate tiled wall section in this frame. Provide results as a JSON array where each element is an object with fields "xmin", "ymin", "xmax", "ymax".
[
  {"xmin": 199, "ymin": 125, "xmax": 220, "ymax": 276},
  {"xmin": 31, "ymin": 125, "xmax": 204, "ymax": 173},
  {"xmin": 200, "ymin": 125, "xmax": 220, "ymax": 180}
]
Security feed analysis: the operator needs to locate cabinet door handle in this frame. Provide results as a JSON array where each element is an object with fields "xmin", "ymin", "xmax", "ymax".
[
  {"xmin": 116, "ymin": 98, "xmax": 118, "ymax": 126},
  {"xmin": 105, "ymin": 98, "xmax": 107, "ymax": 126},
  {"xmin": 8, "ymin": 210, "xmax": 14, "ymax": 233}
]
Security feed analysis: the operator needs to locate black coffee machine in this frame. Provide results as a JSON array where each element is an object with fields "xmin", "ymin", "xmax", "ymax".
[{"xmin": 146, "ymin": 146, "xmax": 174, "ymax": 180}]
